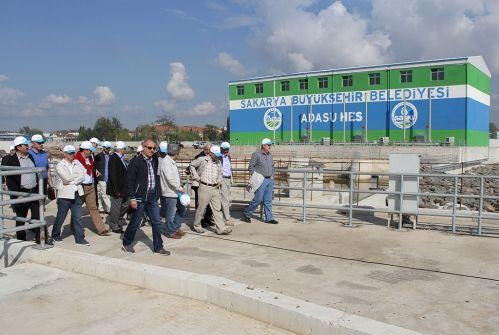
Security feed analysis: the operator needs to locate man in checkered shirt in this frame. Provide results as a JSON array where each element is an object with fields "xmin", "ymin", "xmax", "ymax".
[{"xmin": 189, "ymin": 145, "xmax": 232, "ymax": 235}]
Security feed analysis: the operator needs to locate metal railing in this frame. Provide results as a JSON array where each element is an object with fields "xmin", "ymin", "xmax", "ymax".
[
  {"xmin": 0, "ymin": 165, "xmax": 50, "ymax": 248},
  {"xmin": 220, "ymin": 168, "xmax": 499, "ymax": 236}
]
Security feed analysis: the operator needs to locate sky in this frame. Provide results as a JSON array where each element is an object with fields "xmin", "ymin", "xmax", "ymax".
[{"xmin": 0, "ymin": 0, "xmax": 498, "ymax": 131}]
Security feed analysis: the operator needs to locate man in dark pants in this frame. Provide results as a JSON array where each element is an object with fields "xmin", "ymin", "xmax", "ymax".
[
  {"xmin": 2, "ymin": 136, "xmax": 52, "ymax": 244},
  {"xmin": 121, "ymin": 139, "xmax": 170, "ymax": 255},
  {"xmin": 106, "ymin": 141, "xmax": 129, "ymax": 234},
  {"xmin": 191, "ymin": 142, "xmax": 213, "ymax": 227}
]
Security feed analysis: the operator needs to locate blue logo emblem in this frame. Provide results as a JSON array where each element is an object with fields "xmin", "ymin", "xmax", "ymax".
[{"xmin": 391, "ymin": 101, "xmax": 418, "ymax": 129}]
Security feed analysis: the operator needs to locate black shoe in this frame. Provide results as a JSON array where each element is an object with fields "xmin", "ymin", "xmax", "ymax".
[
  {"xmin": 76, "ymin": 239, "xmax": 91, "ymax": 246},
  {"xmin": 201, "ymin": 222, "xmax": 209, "ymax": 228},
  {"xmin": 112, "ymin": 228, "xmax": 124, "ymax": 234},
  {"xmin": 240, "ymin": 216, "xmax": 251, "ymax": 223},
  {"xmin": 45, "ymin": 238, "xmax": 54, "ymax": 245},
  {"xmin": 154, "ymin": 248, "xmax": 171, "ymax": 256},
  {"xmin": 52, "ymin": 236, "xmax": 63, "ymax": 243},
  {"xmin": 265, "ymin": 219, "xmax": 279, "ymax": 224},
  {"xmin": 122, "ymin": 244, "xmax": 135, "ymax": 253}
]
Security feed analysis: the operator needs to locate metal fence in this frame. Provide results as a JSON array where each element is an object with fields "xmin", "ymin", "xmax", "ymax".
[{"xmin": 0, "ymin": 165, "xmax": 50, "ymax": 248}]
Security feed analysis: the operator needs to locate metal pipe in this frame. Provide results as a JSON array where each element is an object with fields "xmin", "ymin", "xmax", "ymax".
[
  {"xmin": 398, "ymin": 174, "xmax": 404, "ymax": 230},
  {"xmin": 452, "ymin": 175, "xmax": 458, "ymax": 233},
  {"xmin": 302, "ymin": 171, "xmax": 307, "ymax": 223},
  {"xmin": 403, "ymin": 90, "xmax": 406, "ymax": 142},
  {"xmin": 38, "ymin": 172, "xmax": 46, "ymax": 248},
  {"xmin": 342, "ymin": 92, "xmax": 346, "ymax": 142},
  {"xmin": 364, "ymin": 91, "xmax": 368, "ymax": 141},
  {"xmin": 0, "ymin": 194, "xmax": 45, "ymax": 206},
  {"xmin": 348, "ymin": 171, "xmax": 353, "ymax": 227},
  {"xmin": 290, "ymin": 100, "xmax": 294, "ymax": 143},
  {"xmin": 478, "ymin": 177, "xmax": 484, "ymax": 235},
  {"xmin": 428, "ymin": 89, "xmax": 432, "ymax": 142},
  {"xmin": 1, "ymin": 222, "xmax": 46, "ymax": 234}
]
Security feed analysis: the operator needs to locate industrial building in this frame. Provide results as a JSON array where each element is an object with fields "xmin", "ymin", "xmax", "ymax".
[{"xmin": 228, "ymin": 56, "xmax": 490, "ymax": 146}]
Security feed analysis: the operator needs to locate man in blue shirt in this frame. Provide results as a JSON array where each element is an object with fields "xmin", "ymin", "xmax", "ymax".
[{"xmin": 29, "ymin": 134, "xmax": 52, "ymax": 194}]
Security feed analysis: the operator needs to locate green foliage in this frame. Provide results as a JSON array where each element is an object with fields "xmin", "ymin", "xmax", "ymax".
[
  {"xmin": 19, "ymin": 126, "xmax": 44, "ymax": 137},
  {"xmin": 203, "ymin": 124, "xmax": 220, "ymax": 141},
  {"xmin": 77, "ymin": 117, "xmax": 130, "ymax": 141}
]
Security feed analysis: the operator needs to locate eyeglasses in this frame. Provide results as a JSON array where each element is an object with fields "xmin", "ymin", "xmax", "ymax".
[{"xmin": 145, "ymin": 146, "xmax": 156, "ymax": 151}]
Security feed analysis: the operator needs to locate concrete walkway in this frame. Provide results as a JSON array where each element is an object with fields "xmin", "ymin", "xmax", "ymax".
[
  {"xmin": 0, "ymin": 263, "xmax": 293, "ymax": 335},
  {"xmin": 3, "ymin": 201, "xmax": 499, "ymax": 334}
]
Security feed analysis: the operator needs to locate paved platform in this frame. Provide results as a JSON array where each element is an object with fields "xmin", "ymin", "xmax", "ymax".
[
  {"xmin": 3, "ymin": 201, "xmax": 499, "ymax": 334},
  {"xmin": 0, "ymin": 263, "xmax": 293, "ymax": 335}
]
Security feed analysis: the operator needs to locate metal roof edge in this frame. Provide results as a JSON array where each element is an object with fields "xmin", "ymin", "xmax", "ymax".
[{"xmin": 466, "ymin": 56, "xmax": 491, "ymax": 78}]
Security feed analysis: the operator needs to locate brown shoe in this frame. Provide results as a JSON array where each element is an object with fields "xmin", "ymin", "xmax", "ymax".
[
  {"xmin": 98, "ymin": 229, "xmax": 111, "ymax": 236},
  {"xmin": 176, "ymin": 229, "xmax": 186, "ymax": 236},
  {"xmin": 154, "ymin": 248, "xmax": 171, "ymax": 256},
  {"xmin": 168, "ymin": 231, "xmax": 181, "ymax": 239}
]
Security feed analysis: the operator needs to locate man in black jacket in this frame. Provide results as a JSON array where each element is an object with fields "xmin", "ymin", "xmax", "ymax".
[
  {"xmin": 105, "ymin": 141, "xmax": 129, "ymax": 234},
  {"xmin": 121, "ymin": 139, "xmax": 169, "ymax": 255},
  {"xmin": 1, "ymin": 136, "xmax": 51, "ymax": 244},
  {"xmin": 94, "ymin": 141, "xmax": 112, "ymax": 213}
]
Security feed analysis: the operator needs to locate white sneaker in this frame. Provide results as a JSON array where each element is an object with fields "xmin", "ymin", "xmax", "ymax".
[{"xmin": 193, "ymin": 227, "xmax": 205, "ymax": 233}]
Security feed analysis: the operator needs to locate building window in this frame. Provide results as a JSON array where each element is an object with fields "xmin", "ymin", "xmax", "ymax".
[
  {"xmin": 281, "ymin": 80, "xmax": 290, "ymax": 92},
  {"xmin": 318, "ymin": 77, "xmax": 329, "ymax": 89},
  {"xmin": 236, "ymin": 85, "xmax": 244, "ymax": 96},
  {"xmin": 400, "ymin": 70, "xmax": 412, "ymax": 83},
  {"xmin": 431, "ymin": 68, "xmax": 444, "ymax": 81},
  {"xmin": 342, "ymin": 75, "xmax": 353, "ymax": 87},
  {"xmin": 369, "ymin": 73, "xmax": 380, "ymax": 85},
  {"xmin": 255, "ymin": 83, "xmax": 263, "ymax": 94},
  {"xmin": 299, "ymin": 78, "xmax": 308, "ymax": 90}
]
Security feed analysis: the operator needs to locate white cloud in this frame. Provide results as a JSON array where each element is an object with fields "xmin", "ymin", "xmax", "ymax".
[
  {"xmin": 287, "ymin": 53, "xmax": 314, "ymax": 72},
  {"xmin": 166, "ymin": 62, "xmax": 195, "ymax": 101},
  {"xmin": 186, "ymin": 101, "xmax": 216, "ymax": 116},
  {"xmin": 39, "ymin": 94, "xmax": 71, "ymax": 109},
  {"xmin": 93, "ymin": 86, "xmax": 117, "ymax": 106},
  {"xmin": 0, "ymin": 87, "xmax": 24, "ymax": 105},
  {"xmin": 216, "ymin": 52, "xmax": 246, "ymax": 76},
  {"xmin": 0, "ymin": 75, "xmax": 8, "ymax": 83},
  {"xmin": 154, "ymin": 99, "xmax": 177, "ymax": 113}
]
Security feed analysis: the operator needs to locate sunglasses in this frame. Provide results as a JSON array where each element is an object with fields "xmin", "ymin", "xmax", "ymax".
[{"xmin": 145, "ymin": 146, "xmax": 156, "ymax": 150}]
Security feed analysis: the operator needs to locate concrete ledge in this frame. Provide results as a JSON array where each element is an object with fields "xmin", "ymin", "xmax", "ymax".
[{"xmin": 1, "ymin": 239, "xmax": 425, "ymax": 335}]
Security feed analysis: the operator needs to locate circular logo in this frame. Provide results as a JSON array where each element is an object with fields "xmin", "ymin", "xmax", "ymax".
[
  {"xmin": 391, "ymin": 101, "xmax": 418, "ymax": 129},
  {"xmin": 263, "ymin": 107, "xmax": 282, "ymax": 131}
]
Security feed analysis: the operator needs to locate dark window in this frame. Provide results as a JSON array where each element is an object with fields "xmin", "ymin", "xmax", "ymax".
[
  {"xmin": 342, "ymin": 75, "xmax": 353, "ymax": 87},
  {"xmin": 255, "ymin": 83, "xmax": 263, "ymax": 94},
  {"xmin": 400, "ymin": 70, "xmax": 412, "ymax": 83},
  {"xmin": 431, "ymin": 68, "xmax": 444, "ymax": 81},
  {"xmin": 281, "ymin": 80, "xmax": 290, "ymax": 91},
  {"xmin": 236, "ymin": 85, "xmax": 244, "ymax": 96},
  {"xmin": 318, "ymin": 77, "xmax": 329, "ymax": 89},
  {"xmin": 299, "ymin": 78, "xmax": 308, "ymax": 90},
  {"xmin": 369, "ymin": 73, "xmax": 380, "ymax": 85}
]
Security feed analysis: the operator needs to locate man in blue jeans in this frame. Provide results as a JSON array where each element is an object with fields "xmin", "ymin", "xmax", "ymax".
[
  {"xmin": 122, "ymin": 139, "xmax": 170, "ymax": 255},
  {"xmin": 241, "ymin": 138, "xmax": 279, "ymax": 224}
]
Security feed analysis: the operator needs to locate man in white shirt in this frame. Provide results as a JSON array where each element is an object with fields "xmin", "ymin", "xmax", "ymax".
[{"xmin": 219, "ymin": 142, "xmax": 233, "ymax": 224}]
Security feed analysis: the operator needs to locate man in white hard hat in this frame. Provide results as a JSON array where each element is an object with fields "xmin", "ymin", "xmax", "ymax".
[
  {"xmin": 74, "ymin": 141, "xmax": 110, "ymax": 236},
  {"xmin": 94, "ymin": 141, "xmax": 112, "ymax": 213},
  {"xmin": 135, "ymin": 145, "xmax": 143, "ymax": 156},
  {"xmin": 241, "ymin": 138, "xmax": 278, "ymax": 224},
  {"xmin": 2, "ymin": 136, "xmax": 52, "ymax": 244},
  {"xmin": 51, "ymin": 145, "xmax": 89, "ymax": 245},
  {"xmin": 219, "ymin": 141, "xmax": 233, "ymax": 224},
  {"xmin": 29, "ymin": 134, "xmax": 53, "ymax": 195},
  {"xmin": 189, "ymin": 145, "xmax": 232, "ymax": 235},
  {"xmin": 106, "ymin": 141, "xmax": 129, "ymax": 234}
]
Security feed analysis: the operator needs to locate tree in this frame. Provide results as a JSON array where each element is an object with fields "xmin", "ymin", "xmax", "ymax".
[
  {"xmin": 220, "ymin": 116, "xmax": 230, "ymax": 141},
  {"xmin": 77, "ymin": 126, "xmax": 94, "ymax": 141},
  {"xmin": 93, "ymin": 117, "xmax": 116, "ymax": 140},
  {"xmin": 19, "ymin": 126, "xmax": 44, "ymax": 137},
  {"xmin": 156, "ymin": 112, "xmax": 177, "ymax": 129},
  {"xmin": 133, "ymin": 124, "xmax": 161, "ymax": 141},
  {"xmin": 203, "ymin": 124, "xmax": 220, "ymax": 141}
]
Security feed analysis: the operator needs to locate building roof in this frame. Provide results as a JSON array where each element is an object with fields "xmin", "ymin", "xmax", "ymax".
[{"xmin": 229, "ymin": 56, "xmax": 490, "ymax": 85}]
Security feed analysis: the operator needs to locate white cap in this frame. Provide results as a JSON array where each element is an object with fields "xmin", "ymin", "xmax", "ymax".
[
  {"xmin": 136, "ymin": 145, "xmax": 143, "ymax": 153},
  {"xmin": 261, "ymin": 138, "xmax": 272, "ymax": 145},
  {"xmin": 115, "ymin": 141, "xmax": 127, "ymax": 150},
  {"xmin": 80, "ymin": 140, "xmax": 95, "ymax": 152},
  {"xmin": 63, "ymin": 145, "xmax": 76, "ymax": 153},
  {"xmin": 210, "ymin": 145, "xmax": 222, "ymax": 157},
  {"xmin": 13, "ymin": 136, "xmax": 29, "ymax": 147},
  {"xmin": 89, "ymin": 137, "xmax": 100, "ymax": 145},
  {"xmin": 9, "ymin": 144, "xmax": 14, "ymax": 151},
  {"xmin": 220, "ymin": 142, "xmax": 230, "ymax": 149},
  {"xmin": 102, "ymin": 141, "xmax": 112, "ymax": 148},
  {"xmin": 31, "ymin": 134, "xmax": 45, "ymax": 143},
  {"xmin": 159, "ymin": 141, "xmax": 168, "ymax": 153},
  {"xmin": 179, "ymin": 194, "xmax": 191, "ymax": 207}
]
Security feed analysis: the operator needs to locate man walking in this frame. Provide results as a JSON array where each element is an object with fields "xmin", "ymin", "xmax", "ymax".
[
  {"xmin": 122, "ymin": 139, "xmax": 170, "ymax": 255},
  {"xmin": 220, "ymin": 141, "xmax": 233, "ymax": 224},
  {"xmin": 29, "ymin": 134, "xmax": 53, "ymax": 194},
  {"xmin": 241, "ymin": 138, "xmax": 278, "ymax": 224},
  {"xmin": 159, "ymin": 142, "xmax": 186, "ymax": 239},
  {"xmin": 94, "ymin": 141, "xmax": 112, "ymax": 213},
  {"xmin": 2, "ymin": 136, "xmax": 52, "ymax": 244},
  {"xmin": 189, "ymin": 145, "xmax": 232, "ymax": 235},
  {"xmin": 106, "ymin": 141, "xmax": 129, "ymax": 234},
  {"xmin": 74, "ymin": 141, "xmax": 110, "ymax": 236},
  {"xmin": 51, "ymin": 145, "xmax": 89, "ymax": 245},
  {"xmin": 191, "ymin": 142, "xmax": 213, "ymax": 227}
]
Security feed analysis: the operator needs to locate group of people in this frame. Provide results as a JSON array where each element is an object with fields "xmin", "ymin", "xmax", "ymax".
[{"xmin": 1, "ymin": 135, "xmax": 278, "ymax": 255}]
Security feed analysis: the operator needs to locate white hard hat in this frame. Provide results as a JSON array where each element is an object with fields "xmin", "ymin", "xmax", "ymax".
[
  {"xmin": 13, "ymin": 136, "xmax": 29, "ymax": 147},
  {"xmin": 80, "ymin": 140, "xmax": 95, "ymax": 152},
  {"xmin": 31, "ymin": 134, "xmax": 45, "ymax": 143},
  {"xmin": 179, "ymin": 194, "xmax": 191, "ymax": 207},
  {"xmin": 9, "ymin": 144, "xmax": 15, "ymax": 151},
  {"xmin": 159, "ymin": 141, "xmax": 168, "ymax": 153},
  {"xmin": 261, "ymin": 138, "xmax": 272, "ymax": 145},
  {"xmin": 115, "ymin": 141, "xmax": 127, "ymax": 150},
  {"xmin": 63, "ymin": 145, "xmax": 76, "ymax": 153},
  {"xmin": 102, "ymin": 141, "xmax": 112, "ymax": 148},
  {"xmin": 136, "ymin": 145, "xmax": 143, "ymax": 153},
  {"xmin": 220, "ymin": 142, "xmax": 230, "ymax": 150},
  {"xmin": 210, "ymin": 145, "xmax": 222, "ymax": 157},
  {"xmin": 89, "ymin": 137, "xmax": 100, "ymax": 145}
]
